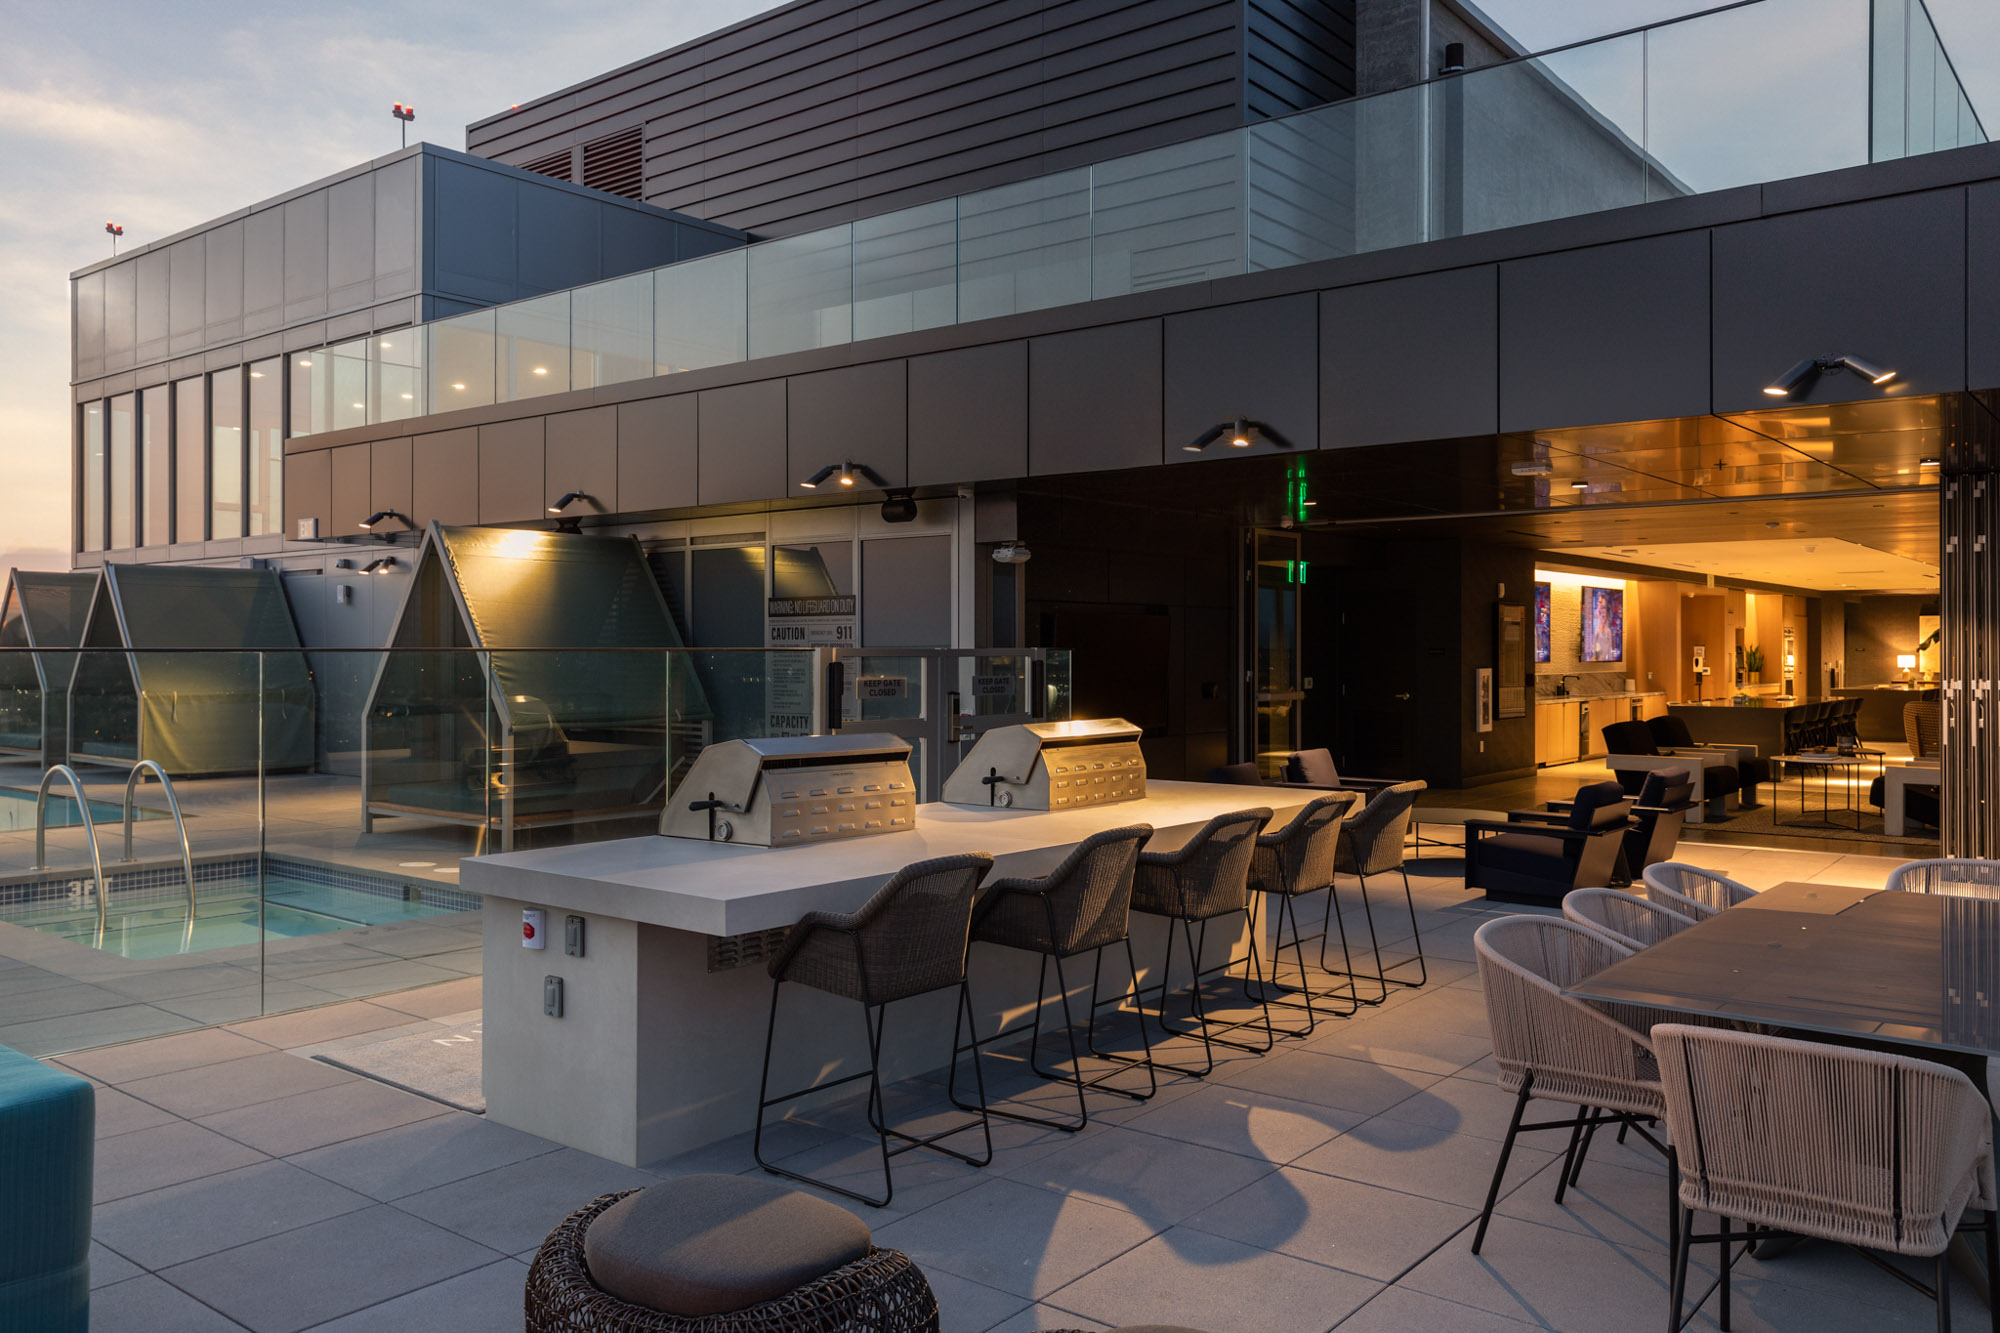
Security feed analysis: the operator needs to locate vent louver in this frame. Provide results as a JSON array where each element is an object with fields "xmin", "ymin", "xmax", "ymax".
[
  {"xmin": 582, "ymin": 126, "xmax": 644, "ymax": 200},
  {"xmin": 521, "ymin": 148, "xmax": 572, "ymax": 182}
]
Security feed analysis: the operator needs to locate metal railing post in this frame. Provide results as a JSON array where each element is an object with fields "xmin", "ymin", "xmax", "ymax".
[
  {"xmin": 121, "ymin": 759, "xmax": 196, "ymax": 919},
  {"xmin": 34, "ymin": 765, "xmax": 107, "ymax": 935}
]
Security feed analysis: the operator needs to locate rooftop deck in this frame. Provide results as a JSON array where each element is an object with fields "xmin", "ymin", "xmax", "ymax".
[{"xmin": 65, "ymin": 839, "xmax": 1942, "ymax": 1333}]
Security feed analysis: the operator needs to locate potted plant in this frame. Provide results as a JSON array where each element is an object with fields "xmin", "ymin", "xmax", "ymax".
[{"xmin": 1744, "ymin": 646, "xmax": 1765, "ymax": 684}]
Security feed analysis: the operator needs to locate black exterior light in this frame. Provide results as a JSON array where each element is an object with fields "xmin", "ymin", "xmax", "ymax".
[
  {"xmin": 1183, "ymin": 417, "xmax": 1296, "ymax": 452},
  {"xmin": 799, "ymin": 461, "xmax": 888, "ymax": 490},
  {"xmin": 547, "ymin": 491, "xmax": 594, "ymax": 514},
  {"xmin": 879, "ymin": 488, "xmax": 918, "ymax": 523},
  {"xmin": 1763, "ymin": 355, "xmax": 1899, "ymax": 398},
  {"xmin": 359, "ymin": 509, "xmax": 413, "ymax": 532},
  {"xmin": 361, "ymin": 556, "xmax": 400, "ymax": 575}
]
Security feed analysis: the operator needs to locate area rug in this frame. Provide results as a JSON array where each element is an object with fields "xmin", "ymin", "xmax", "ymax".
[{"xmin": 313, "ymin": 1018, "xmax": 485, "ymax": 1113}]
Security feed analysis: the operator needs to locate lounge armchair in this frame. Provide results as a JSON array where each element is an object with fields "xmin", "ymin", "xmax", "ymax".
[
  {"xmin": 1464, "ymin": 781, "xmax": 1631, "ymax": 907},
  {"xmin": 1647, "ymin": 715, "xmax": 1767, "ymax": 809},
  {"xmin": 1542, "ymin": 766, "xmax": 1692, "ymax": 885},
  {"xmin": 1598, "ymin": 719, "xmax": 1737, "ymax": 822},
  {"xmin": 1277, "ymin": 748, "xmax": 1397, "ymax": 794}
]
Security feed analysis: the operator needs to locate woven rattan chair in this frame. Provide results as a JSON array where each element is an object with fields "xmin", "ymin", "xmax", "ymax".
[
  {"xmin": 1653, "ymin": 1024, "xmax": 2000, "ymax": 1333},
  {"xmin": 1130, "ymin": 808, "xmax": 1273, "ymax": 1077},
  {"xmin": 948, "ymin": 825, "xmax": 1156, "ymax": 1132},
  {"xmin": 1641, "ymin": 861, "xmax": 1756, "ymax": 920},
  {"xmin": 1469, "ymin": 916, "xmax": 1671, "ymax": 1254},
  {"xmin": 1243, "ymin": 792, "xmax": 1363, "ymax": 1036},
  {"xmin": 1316, "ymin": 780, "xmax": 1428, "ymax": 1004},
  {"xmin": 1561, "ymin": 887, "xmax": 1696, "ymax": 953},
  {"xmin": 525, "ymin": 1189, "xmax": 940, "ymax": 1333},
  {"xmin": 754, "ymin": 852, "xmax": 995, "ymax": 1208},
  {"xmin": 1885, "ymin": 858, "xmax": 2000, "ymax": 898}
]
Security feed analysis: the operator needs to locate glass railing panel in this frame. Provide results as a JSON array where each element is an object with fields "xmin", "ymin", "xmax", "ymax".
[
  {"xmin": 1352, "ymin": 80, "xmax": 1429, "ymax": 254},
  {"xmin": 1248, "ymin": 98, "xmax": 1361, "ymax": 270},
  {"xmin": 327, "ymin": 337, "xmax": 370, "ymax": 434},
  {"xmin": 957, "ymin": 168, "xmax": 1091, "ymax": 322},
  {"xmin": 1645, "ymin": 0, "xmax": 1870, "ymax": 196},
  {"xmin": 428, "ymin": 308, "xmax": 497, "ymax": 412},
  {"xmin": 854, "ymin": 199, "xmax": 957, "ymax": 341},
  {"xmin": 1090, "ymin": 133, "xmax": 1245, "ymax": 300},
  {"xmin": 372, "ymin": 328, "xmax": 425, "ymax": 423},
  {"xmin": 748, "ymin": 224, "xmax": 854, "ymax": 359},
  {"xmin": 573, "ymin": 272, "xmax": 655, "ymax": 390},
  {"xmin": 1432, "ymin": 32, "xmax": 1646, "ymax": 239},
  {"xmin": 497, "ymin": 292, "xmax": 572, "ymax": 401},
  {"xmin": 1874, "ymin": 0, "xmax": 1910, "ymax": 160},
  {"xmin": 1042, "ymin": 649, "xmax": 1072, "ymax": 721},
  {"xmin": 655, "ymin": 249, "xmax": 747, "ymax": 374}
]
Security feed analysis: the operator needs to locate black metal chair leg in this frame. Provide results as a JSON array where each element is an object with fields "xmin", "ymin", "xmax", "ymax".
[
  {"xmin": 1084, "ymin": 938, "xmax": 1159, "ymax": 1101},
  {"xmin": 1472, "ymin": 1077, "xmax": 1532, "ymax": 1254},
  {"xmin": 1984, "ymin": 1209, "xmax": 1998, "ymax": 1333},
  {"xmin": 1668, "ymin": 1204, "xmax": 1694, "ymax": 1333},
  {"xmin": 1935, "ymin": 1249, "xmax": 1951, "ymax": 1333},
  {"xmin": 1570, "ymin": 1111, "xmax": 1603, "ymax": 1189},
  {"xmin": 1555, "ymin": 1106, "xmax": 1588, "ymax": 1205},
  {"xmin": 1317, "ymin": 878, "xmax": 1381, "ymax": 1005},
  {"xmin": 1718, "ymin": 1214, "xmax": 1731, "ymax": 1332},
  {"xmin": 751, "ymin": 978, "xmax": 785, "ymax": 1176}
]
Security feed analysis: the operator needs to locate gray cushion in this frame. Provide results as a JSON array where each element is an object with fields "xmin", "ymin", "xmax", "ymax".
[{"xmin": 584, "ymin": 1175, "xmax": 872, "ymax": 1316}]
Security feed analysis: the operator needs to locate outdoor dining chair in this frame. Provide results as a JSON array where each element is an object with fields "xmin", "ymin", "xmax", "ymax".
[
  {"xmin": 1653, "ymin": 1023, "xmax": 1999, "ymax": 1333},
  {"xmin": 1885, "ymin": 858, "xmax": 2000, "ymax": 898},
  {"xmin": 949, "ymin": 825, "xmax": 1156, "ymax": 1132},
  {"xmin": 754, "ymin": 852, "xmax": 996, "ymax": 1208},
  {"xmin": 1318, "ymin": 780, "xmax": 1428, "ymax": 1004},
  {"xmin": 1561, "ymin": 887, "xmax": 1697, "ymax": 953},
  {"xmin": 1469, "ymin": 915, "xmax": 1670, "ymax": 1255},
  {"xmin": 1641, "ymin": 861, "xmax": 1756, "ymax": 919}
]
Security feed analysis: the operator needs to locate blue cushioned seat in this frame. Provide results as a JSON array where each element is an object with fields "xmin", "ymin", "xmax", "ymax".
[{"xmin": 0, "ymin": 1042, "xmax": 93, "ymax": 1333}]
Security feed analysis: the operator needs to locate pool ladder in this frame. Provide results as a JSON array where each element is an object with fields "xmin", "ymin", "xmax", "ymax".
[{"xmin": 32, "ymin": 762, "xmax": 195, "ymax": 935}]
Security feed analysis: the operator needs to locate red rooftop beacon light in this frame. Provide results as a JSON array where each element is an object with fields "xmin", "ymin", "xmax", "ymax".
[
  {"xmin": 392, "ymin": 102, "xmax": 415, "ymax": 148},
  {"xmin": 104, "ymin": 222, "xmax": 123, "ymax": 256}
]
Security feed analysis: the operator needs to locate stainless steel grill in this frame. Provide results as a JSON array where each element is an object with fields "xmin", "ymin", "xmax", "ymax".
[
  {"xmin": 661, "ymin": 735, "xmax": 917, "ymax": 846},
  {"xmin": 941, "ymin": 719, "xmax": 1146, "ymax": 810}
]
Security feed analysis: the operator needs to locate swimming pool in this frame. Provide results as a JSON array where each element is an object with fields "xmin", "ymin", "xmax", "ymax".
[
  {"xmin": 3, "ymin": 871, "xmax": 459, "ymax": 960},
  {"xmin": 0, "ymin": 786, "xmax": 158, "ymax": 832}
]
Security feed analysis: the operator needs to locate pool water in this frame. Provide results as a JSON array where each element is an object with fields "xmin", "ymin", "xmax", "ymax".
[
  {"xmin": 0, "ymin": 786, "xmax": 162, "ymax": 832},
  {"xmin": 8, "ymin": 874, "xmax": 453, "ymax": 960}
]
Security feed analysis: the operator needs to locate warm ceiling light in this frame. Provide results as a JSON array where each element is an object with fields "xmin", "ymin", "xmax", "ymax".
[
  {"xmin": 400, "ymin": 392, "xmax": 413, "ymax": 399},
  {"xmin": 1570, "ymin": 480, "xmax": 1590, "ymax": 490},
  {"xmin": 799, "ymin": 460, "xmax": 886, "ymax": 491},
  {"xmin": 532, "ymin": 366, "xmax": 548, "ymax": 375},
  {"xmin": 1229, "ymin": 417, "xmax": 1252, "ymax": 447},
  {"xmin": 296, "ymin": 358, "xmax": 312, "ymax": 367},
  {"xmin": 249, "ymin": 370, "xmax": 264, "ymax": 378},
  {"xmin": 1920, "ymin": 457, "xmax": 1941, "ymax": 468},
  {"xmin": 1510, "ymin": 460, "xmax": 1553, "ymax": 476},
  {"xmin": 379, "ymin": 340, "xmax": 393, "ymax": 349},
  {"xmin": 1183, "ymin": 417, "xmax": 1296, "ymax": 452},
  {"xmin": 452, "ymin": 383, "xmax": 466, "ymax": 391}
]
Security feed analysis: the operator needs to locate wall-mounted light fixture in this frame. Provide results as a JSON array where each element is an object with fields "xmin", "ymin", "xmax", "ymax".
[
  {"xmin": 992, "ymin": 542, "xmax": 1032, "ymax": 564},
  {"xmin": 359, "ymin": 509, "xmax": 414, "ymax": 533},
  {"xmin": 361, "ymin": 556, "xmax": 401, "ymax": 575},
  {"xmin": 1762, "ymin": 355, "xmax": 1899, "ymax": 399},
  {"xmin": 879, "ymin": 488, "xmax": 918, "ymax": 524},
  {"xmin": 547, "ymin": 491, "xmax": 595, "ymax": 514},
  {"xmin": 333, "ymin": 558, "xmax": 354, "ymax": 570},
  {"xmin": 1182, "ymin": 417, "xmax": 1296, "ymax": 452},
  {"xmin": 799, "ymin": 461, "xmax": 888, "ymax": 490}
]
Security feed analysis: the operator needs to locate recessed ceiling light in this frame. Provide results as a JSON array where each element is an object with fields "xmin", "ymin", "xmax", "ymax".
[
  {"xmin": 351, "ymin": 402, "xmax": 364, "ymax": 409},
  {"xmin": 296, "ymin": 357, "xmax": 312, "ymax": 368},
  {"xmin": 532, "ymin": 367, "xmax": 548, "ymax": 375},
  {"xmin": 249, "ymin": 370, "xmax": 263, "ymax": 378},
  {"xmin": 380, "ymin": 340, "xmax": 393, "ymax": 349},
  {"xmin": 1920, "ymin": 458, "xmax": 1940, "ymax": 468},
  {"xmin": 401, "ymin": 392, "xmax": 413, "ymax": 399},
  {"xmin": 452, "ymin": 383, "xmax": 466, "ymax": 390}
]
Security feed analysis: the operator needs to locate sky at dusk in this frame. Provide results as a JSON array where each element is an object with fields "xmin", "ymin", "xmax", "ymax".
[{"xmin": 2, "ymin": 0, "xmax": 1996, "ymax": 572}]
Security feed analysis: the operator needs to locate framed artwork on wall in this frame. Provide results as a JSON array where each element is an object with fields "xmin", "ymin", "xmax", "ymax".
[
  {"xmin": 1476, "ymin": 666, "xmax": 1494, "ymax": 732},
  {"xmin": 1582, "ymin": 585, "xmax": 1624, "ymax": 662},
  {"xmin": 1533, "ymin": 582, "xmax": 1551, "ymax": 664}
]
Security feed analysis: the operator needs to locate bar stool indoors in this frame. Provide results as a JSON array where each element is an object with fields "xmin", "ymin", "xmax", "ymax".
[
  {"xmin": 1244, "ymin": 791, "xmax": 1363, "ymax": 1036},
  {"xmin": 754, "ymin": 852, "xmax": 996, "ymax": 1209},
  {"xmin": 1130, "ymin": 808, "xmax": 1275, "ymax": 1077},
  {"xmin": 948, "ymin": 825, "xmax": 1157, "ymax": 1132},
  {"xmin": 1319, "ymin": 780, "xmax": 1429, "ymax": 1004}
]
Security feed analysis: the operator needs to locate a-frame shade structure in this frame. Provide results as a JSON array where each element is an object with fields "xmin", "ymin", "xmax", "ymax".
[
  {"xmin": 0, "ymin": 570, "xmax": 99, "ymax": 765},
  {"xmin": 361, "ymin": 524, "xmax": 699, "ymax": 850},
  {"xmin": 68, "ymin": 564, "xmax": 315, "ymax": 776}
]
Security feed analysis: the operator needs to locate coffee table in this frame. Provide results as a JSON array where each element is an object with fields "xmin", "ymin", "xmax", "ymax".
[{"xmin": 1775, "ymin": 751, "xmax": 1879, "ymax": 831}]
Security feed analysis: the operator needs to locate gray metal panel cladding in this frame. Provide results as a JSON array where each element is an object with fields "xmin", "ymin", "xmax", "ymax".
[
  {"xmin": 1499, "ymin": 231, "xmax": 1710, "ymax": 433},
  {"xmin": 786, "ymin": 361, "xmax": 908, "ymax": 488},
  {"xmin": 1320, "ymin": 265, "xmax": 1497, "ymax": 448},
  {"xmin": 467, "ymin": 0, "xmax": 1359, "ymax": 238}
]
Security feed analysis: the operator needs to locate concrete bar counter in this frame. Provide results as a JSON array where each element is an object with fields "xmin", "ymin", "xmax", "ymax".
[{"xmin": 463, "ymin": 780, "xmax": 1313, "ymax": 1166}]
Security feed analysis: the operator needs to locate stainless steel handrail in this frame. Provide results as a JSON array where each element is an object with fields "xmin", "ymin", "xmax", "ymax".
[
  {"xmin": 34, "ymin": 765, "xmax": 108, "ymax": 934},
  {"xmin": 122, "ymin": 760, "xmax": 195, "ymax": 919}
]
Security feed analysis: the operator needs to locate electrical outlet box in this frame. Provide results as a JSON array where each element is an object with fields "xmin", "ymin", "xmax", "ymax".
[
  {"xmin": 336, "ymin": 585, "xmax": 353, "ymax": 605},
  {"xmin": 544, "ymin": 975, "xmax": 563, "ymax": 1017},
  {"xmin": 565, "ymin": 915, "xmax": 585, "ymax": 958}
]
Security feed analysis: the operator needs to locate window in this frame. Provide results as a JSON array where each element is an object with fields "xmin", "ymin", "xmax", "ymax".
[
  {"xmin": 210, "ymin": 366, "xmax": 243, "ymax": 539},
  {"xmin": 174, "ymin": 377, "xmax": 205, "ymax": 542},
  {"xmin": 247, "ymin": 358, "xmax": 282, "ymax": 536},
  {"xmin": 141, "ymin": 385, "xmax": 169, "ymax": 545},
  {"xmin": 689, "ymin": 545, "xmax": 767, "ymax": 647},
  {"xmin": 108, "ymin": 393, "xmax": 135, "ymax": 549},
  {"xmin": 80, "ymin": 401, "xmax": 104, "ymax": 551}
]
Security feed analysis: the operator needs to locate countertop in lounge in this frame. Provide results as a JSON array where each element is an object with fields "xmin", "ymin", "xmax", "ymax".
[{"xmin": 460, "ymin": 780, "xmax": 1312, "ymax": 936}]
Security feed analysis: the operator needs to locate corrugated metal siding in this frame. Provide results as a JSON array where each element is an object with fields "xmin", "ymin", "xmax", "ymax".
[{"xmin": 467, "ymin": 0, "xmax": 1357, "ymax": 239}]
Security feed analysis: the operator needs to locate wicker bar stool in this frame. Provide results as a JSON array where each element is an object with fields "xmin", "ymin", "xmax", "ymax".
[
  {"xmin": 524, "ymin": 1180, "xmax": 939, "ymax": 1333},
  {"xmin": 1129, "ymin": 807, "xmax": 1274, "ymax": 1078},
  {"xmin": 1640, "ymin": 860, "xmax": 1756, "ymax": 919},
  {"xmin": 754, "ymin": 852, "xmax": 995, "ymax": 1209},
  {"xmin": 1317, "ymin": 780, "xmax": 1428, "ymax": 1004},
  {"xmin": 1243, "ymin": 792, "xmax": 1363, "ymax": 1036},
  {"xmin": 947, "ymin": 825, "xmax": 1157, "ymax": 1132}
]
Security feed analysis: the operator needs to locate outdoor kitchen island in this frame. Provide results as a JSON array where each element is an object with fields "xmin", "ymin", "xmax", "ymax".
[{"xmin": 462, "ymin": 780, "xmax": 1314, "ymax": 1166}]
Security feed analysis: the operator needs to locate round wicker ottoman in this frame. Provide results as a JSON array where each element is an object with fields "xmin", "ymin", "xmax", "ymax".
[{"xmin": 525, "ymin": 1186, "xmax": 939, "ymax": 1333}]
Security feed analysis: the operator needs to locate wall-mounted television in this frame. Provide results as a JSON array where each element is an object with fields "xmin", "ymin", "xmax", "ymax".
[
  {"xmin": 1533, "ymin": 583, "xmax": 1551, "ymax": 663},
  {"xmin": 1582, "ymin": 586, "xmax": 1624, "ymax": 662}
]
